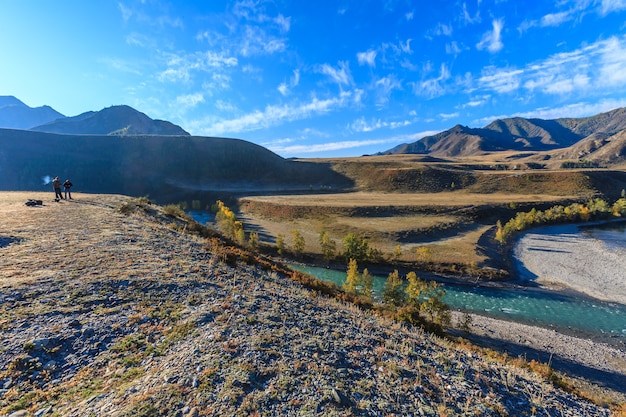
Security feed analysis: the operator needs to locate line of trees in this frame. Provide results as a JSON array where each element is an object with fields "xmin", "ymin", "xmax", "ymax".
[
  {"xmin": 212, "ymin": 200, "xmax": 451, "ymax": 332},
  {"xmin": 214, "ymin": 200, "xmax": 258, "ymax": 247},
  {"xmin": 343, "ymin": 259, "xmax": 450, "ymax": 332},
  {"xmin": 495, "ymin": 197, "xmax": 626, "ymax": 243}
]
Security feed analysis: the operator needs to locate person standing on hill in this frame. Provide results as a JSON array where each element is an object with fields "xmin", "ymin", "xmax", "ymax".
[
  {"xmin": 63, "ymin": 179, "xmax": 73, "ymax": 200},
  {"xmin": 52, "ymin": 176, "xmax": 63, "ymax": 201}
]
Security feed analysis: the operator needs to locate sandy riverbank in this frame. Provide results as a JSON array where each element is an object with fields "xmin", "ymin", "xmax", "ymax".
[{"xmin": 512, "ymin": 223, "xmax": 626, "ymax": 305}]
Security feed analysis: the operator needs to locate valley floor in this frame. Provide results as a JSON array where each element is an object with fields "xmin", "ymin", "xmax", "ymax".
[{"xmin": 0, "ymin": 192, "xmax": 622, "ymax": 415}]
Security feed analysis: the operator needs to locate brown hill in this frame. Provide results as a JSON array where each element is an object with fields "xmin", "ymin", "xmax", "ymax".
[
  {"xmin": 0, "ymin": 129, "xmax": 353, "ymax": 205},
  {"xmin": 386, "ymin": 107, "xmax": 626, "ymax": 166}
]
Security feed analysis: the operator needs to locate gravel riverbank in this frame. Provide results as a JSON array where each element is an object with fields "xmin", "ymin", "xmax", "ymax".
[{"xmin": 513, "ymin": 223, "xmax": 626, "ymax": 305}]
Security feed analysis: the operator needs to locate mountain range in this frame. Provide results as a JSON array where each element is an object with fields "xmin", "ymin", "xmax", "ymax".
[
  {"xmin": 0, "ymin": 96, "xmax": 188, "ymax": 136},
  {"xmin": 385, "ymin": 107, "xmax": 626, "ymax": 168},
  {"xmin": 2, "ymin": 95, "xmax": 626, "ymax": 204}
]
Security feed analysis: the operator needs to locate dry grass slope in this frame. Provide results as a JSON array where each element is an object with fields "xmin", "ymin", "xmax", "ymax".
[{"xmin": 0, "ymin": 192, "xmax": 619, "ymax": 416}]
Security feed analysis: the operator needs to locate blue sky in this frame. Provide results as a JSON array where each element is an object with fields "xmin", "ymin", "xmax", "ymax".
[{"xmin": 2, "ymin": 1, "xmax": 626, "ymax": 157}]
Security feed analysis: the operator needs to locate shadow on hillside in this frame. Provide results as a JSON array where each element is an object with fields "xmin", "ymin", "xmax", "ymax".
[
  {"xmin": 453, "ymin": 330, "xmax": 626, "ymax": 394},
  {"xmin": 396, "ymin": 221, "xmax": 486, "ymax": 244},
  {"xmin": 0, "ymin": 236, "xmax": 21, "ymax": 248},
  {"xmin": 237, "ymin": 214, "xmax": 275, "ymax": 244}
]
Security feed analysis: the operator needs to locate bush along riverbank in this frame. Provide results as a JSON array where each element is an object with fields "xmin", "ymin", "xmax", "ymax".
[{"xmin": 495, "ymin": 197, "xmax": 626, "ymax": 244}]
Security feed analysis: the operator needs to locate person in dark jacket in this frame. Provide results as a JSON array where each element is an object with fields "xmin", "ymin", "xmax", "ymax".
[
  {"xmin": 63, "ymin": 179, "xmax": 73, "ymax": 200},
  {"xmin": 52, "ymin": 176, "xmax": 63, "ymax": 200}
]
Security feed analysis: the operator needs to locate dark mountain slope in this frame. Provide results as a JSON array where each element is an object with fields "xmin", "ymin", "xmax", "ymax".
[
  {"xmin": 0, "ymin": 95, "xmax": 65, "ymax": 129},
  {"xmin": 31, "ymin": 105, "xmax": 189, "ymax": 136},
  {"xmin": 0, "ymin": 129, "xmax": 353, "ymax": 204}
]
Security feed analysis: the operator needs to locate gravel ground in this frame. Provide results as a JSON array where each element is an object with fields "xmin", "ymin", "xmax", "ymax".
[{"xmin": 0, "ymin": 192, "xmax": 620, "ymax": 416}]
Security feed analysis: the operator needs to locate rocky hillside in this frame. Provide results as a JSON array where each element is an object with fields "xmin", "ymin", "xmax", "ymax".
[
  {"xmin": 386, "ymin": 107, "xmax": 626, "ymax": 166},
  {"xmin": 30, "ymin": 105, "xmax": 189, "ymax": 136},
  {"xmin": 0, "ymin": 192, "xmax": 617, "ymax": 416},
  {"xmin": 0, "ymin": 96, "xmax": 64, "ymax": 130}
]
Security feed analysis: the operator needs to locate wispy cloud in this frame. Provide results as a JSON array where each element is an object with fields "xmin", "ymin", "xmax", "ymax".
[
  {"xmin": 374, "ymin": 75, "xmax": 402, "ymax": 106},
  {"xmin": 278, "ymin": 69, "xmax": 300, "ymax": 96},
  {"xmin": 598, "ymin": 0, "xmax": 626, "ymax": 15},
  {"xmin": 318, "ymin": 61, "xmax": 353, "ymax": 86},
  {"xmin": 175, "ymin": 93, "xmax": 204, "ymax": 111},
  {"xmin": 439, "ymin": 112, "xmax": 460, "ymax": 120},
  {"xmin": 157, "ymin": 51, "xmax": 238, "ymax": 84},
  {"xmin": 274, "ymin": 14, "xmax": 291, "ymax": 33},
  {"xmin": 477, "ymin": 19, "xmax": 504, "ymax": 53},
  {"xmin": 268, "ymin": 134, "xmax": 423, "ymax": 156},
  {"xmin": 357, "ymin": 50, "xmax": 377, "ymax": 67},
  {"xmin": 446, "ymin": 41, "xmax": 462, "ymax": 55},
  {"xmin": 472, "ymin": 35, "xmax": 626, "ymax": 98},
  {"xmin": 349, "ymin": 116, "xmax": 412, "ymax": 133},
  {"xmin": 475, "ymin": 67, "xmax": 522, "ymax": 93},
  {"xmin": 239, "ymin": 26, "xmax": 287, "ymax": 56},
  {"xmin": 461, "ymin": 2, "xmax": 481, "ymax": 24},
  {"xmin": 205, "ymin": 91, "xmax": 356, "ymax": 135},
  {"xmin": 411, "ymin": 63, "xmax": 451, "ymax": 98},
  {"xmin": 519, "ymin": 0, "xmax": 626, "ymax": 33}
]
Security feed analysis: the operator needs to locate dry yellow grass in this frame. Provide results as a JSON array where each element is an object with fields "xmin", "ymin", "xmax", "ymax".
[{"xmin": 242, "ymin": 190, "xmax": 565, "ymax": 207}]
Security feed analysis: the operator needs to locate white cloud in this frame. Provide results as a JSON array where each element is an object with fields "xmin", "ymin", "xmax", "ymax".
[
  {"xmin": 157, "ymin": 51, "xmax": 238, "ymax": 84},
  {"xmin": 411, "ymin": 64, "xmax": 452, "ymax": 98},
  {"xmin": 349, "ymin": 117, "xmax": 412, "ymax": 133},
  {"xmin": 269, "ymin": 135, "xmax": 416, "ymax": 156},
  {"xmin": 600, "ymin": 0, "xmax": 626, "ymax": 15},
  {"xmin": 277, "ymin": 69, "xmax": 300, "ymax": 96},
  {"xmin": 357, "ymin": 50, "xmax": 377, "ymax": 67},
  {"xmin": 446, "ymin": 41, "xmax": 462, "ymax": 55},
  {"xmin": 278, "ymin": 83, "xmax": 289, "ymax": 96},
  {"xmin": 318, "ymin": 61, "xmax": 352, "ymax": 85},
  {"xmin": 440, "ymin": 112, "xmax": 460, "ymax": 120},
  {"xmin": 374, "ymin": 76, "xmax": 402, "ymax": 106},
  {"xmin": 461, "ymin": 2, "xmax": 481, "ymax": 24},
  {"xmin": 598, "ymin": 36, "xmax": 626, "ymax": 87},
  {"xmin": 540, "ymin": 11, "xmax": 572, "ymax": 26},
  {"xmin": 215, "ymin": 100, "xmax": 237, "ymax": 112},
  {"xmin": 205, "ymin": 92, "xmax": 355, "ymax": 135},
  {"xmin": 175, "ymin": 93, "xmax": 204, "ymax": 111},
  {"xmin": 274, "ymin": 14, "xmax": 291, "ymax": 32},
  {"xmin": 405, "ymin": 11, "xmax": 414, "ymax": 21},
  {"xmin": 400, "ymin": 39, "xmax": 413, "ymax": 54},
  {"xmin": 463, "ymin": 95, "xmax": 490, "ymax": 107},
  {"xmin": 433, "ymin": 22, "xmax": 453, "ymax": 37},
  {"xmin": 484, "ymin": 35, "xmax": 626, "ymax": 96},
  {"xmin": 476, "ymin": 67, "xmax": 522, "ymax": 93},
  {"xmin": 477, "ymin": 19, "xmax": 504, "ymax": 53},
  {"xmin": 239, "ymin": 26, "xmax": 287, "ymax": 56}
]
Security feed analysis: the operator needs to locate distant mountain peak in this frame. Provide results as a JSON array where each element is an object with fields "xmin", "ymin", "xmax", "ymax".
[
  {"xmin": 31, "ymin": 104, "xmax": 189, "ymax": 136},
  {"xmin": 0, "ymin": 96, "xmax": 65, "ymax": 130}
]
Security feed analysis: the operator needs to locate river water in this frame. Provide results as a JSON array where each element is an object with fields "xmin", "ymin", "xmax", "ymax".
[
  {"xmin": 290, "ymin": 264, "xmax": 626, "ymax": 341},
  {"xmin": 189, "ymin": 211, "xmax": 626, "ymax": 340}
]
